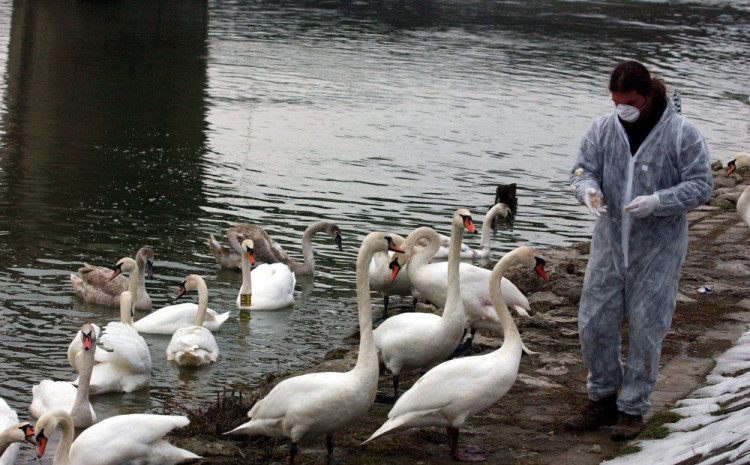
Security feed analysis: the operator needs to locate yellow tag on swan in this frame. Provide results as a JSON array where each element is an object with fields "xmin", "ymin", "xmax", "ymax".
[{"xmin": 240, "ymin": 293, "xmax": 252, "ymax": 307}]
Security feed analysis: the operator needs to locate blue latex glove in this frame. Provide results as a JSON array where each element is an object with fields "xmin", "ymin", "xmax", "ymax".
[
  {"xmin": 584, "ymin": 188, "xmax": 608, "ymax": 217},
  {"xmin": 625, "ymin": 193, "xmax": 660, "ymax": 218}
]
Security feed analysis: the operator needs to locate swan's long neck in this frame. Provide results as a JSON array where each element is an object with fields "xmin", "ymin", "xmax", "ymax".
[
  {"xmin": 127, "ymin": 266, "xmax": 139, "ymax": 314},
  {"xmin": 442, "ymin": 218, "xmax": 465, "ymax": 323},
  {"xmin": 240, "ymin": 250, "xmax": 253, "ymax": 298},
  {"xmin": 489, "ymin": 251, "xmax": 524, "ymax": 353},
  {"xmin": 193, "ymin": 280, "xmax": 209, "ymax": 326},
  {"xmin": 70, "ymin": 342, "xmax": 95, "ymax": 425},
  {"xmin": 404, "ymin": 227, "xmax": 439, "ymax": 283},
  {"xmin": 296, "ymin": 221, "xmax": 327, "ymax": 274},
  {"xmin": 120, "ymin": 292, "xmax": 133, "ymax": 324},
  {"xmin": 353, "ymin": 239, "xmax": 378, "ymax": 376},
  {"xmin": 51, "ymin": 413, "xmax": 74, "ymax": 465},
  {"xmin": 0, "ymin": 427, "xmax": 20, "ymax": 456},
  {"xmin": 477, "ymin": 204, "xmax": 505, "ymax": 255}
]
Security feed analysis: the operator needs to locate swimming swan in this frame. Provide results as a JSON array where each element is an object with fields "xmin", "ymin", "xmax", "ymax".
[
  {"xmin": 363, "ymin": 246, "xmax": 548, "ymax": 462},
  {"xmin": 225, "ymin": 231, "xmax": 404, "ymax": 465},
  {"xmin": 209, "ymin": 221, "xmax": 343, "ymax": 274},
  {"xmin": 129, "ymin": 257, "xmax": 230, "ymax": 334},
  {"xmin": 374, "ymin": 208, "xmax": 476, "ymax": 399},
  {"xmin": 236, "ymin": 239, "xmax": 296, "ymax": 310},
  {"xmin": 70, "ymin": 247, "xmax": 154, "ymax": 310},
  {"xmin": 30, "ymin": 323, "xmax": 98, "ymax": 427},
  {"xmin": 167, "ymin": 275, "xmax": 220, "ymax": 366},
  {"xmin": 33, "ymin": 409, "xmax": 200, "ymax": 465},
  {"xmin": 431, "ymin": 203, "xmax": 513, "ymax": 259},
  {"xmin": 73, "ymin": 292, "xmax": 152, "ymax": 394},
  {"xmin": 0, "ymin": 397, "xmax": 36, "ymax": 464}
]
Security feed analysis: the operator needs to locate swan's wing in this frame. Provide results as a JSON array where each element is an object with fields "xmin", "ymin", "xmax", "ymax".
[
  {"xmin": 0, "ymin": 397, "xmax": 18, "ymax": 428},
  {"xmin": 248, "ymin": 372, "xmax": 345, "ymax": 422},
  {"xmin": 374, "ymin": 312, "xmax": 441, "ymax": 336},
  {"xmin": 72, "ymin": 414, "xmax": 194, "ymax": 454},
  {"xmin": 228, "ymin": 224, "xmax": 289, "ymax": 263},
  {"xmin": 99, "ymin": 322, "xmax": 152, "ymax": 374},
  {"xmin": 77, "ymin": 263, "xmax": 128, "ymax": 294},
  {"xmin": 132, "ymin": 303, "xmax": 199, "ymax": 333},
  {"xmin": 29, "ymin": 381, "xmax": 77, "ymax": 417},
  {"xmin": 389, "ymin": 356, "xmax": 492, "ymax": 419},
  {"xmin": 167, "ymin": 326, "xmax": 218, "ymax": 354},
  {"xmin": 500, "ymin": 277, "xmax": 530, "ymax": 312}
]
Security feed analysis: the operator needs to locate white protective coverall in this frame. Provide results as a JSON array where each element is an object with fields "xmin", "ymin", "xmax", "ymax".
[{"xmin": 569, "ymin": 102, "xmax": 713, "ymax": 415}]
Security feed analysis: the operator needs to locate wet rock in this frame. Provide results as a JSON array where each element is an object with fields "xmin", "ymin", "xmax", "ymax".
[
  {"xmin": 527, "ymin": 291, "xmax": 566, "ymax": 313},
  {"xmin": 712, "ymin": 176, "xmax": 737, "ymax": 189}
]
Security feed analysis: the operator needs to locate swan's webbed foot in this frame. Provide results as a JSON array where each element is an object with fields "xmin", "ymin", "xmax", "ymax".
[{"xmin": 448, "ymin": 427, "xmax": 486, "ymax": 462}]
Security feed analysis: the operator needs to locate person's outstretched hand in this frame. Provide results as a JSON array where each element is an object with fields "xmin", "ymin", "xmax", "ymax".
[
  {"xmin": 625, "ymin": 193, "xmax": 660, "ymax": 218},
  {"xmin": 584, "ymin": 188, "xmax": 608, "ymax": 217}
]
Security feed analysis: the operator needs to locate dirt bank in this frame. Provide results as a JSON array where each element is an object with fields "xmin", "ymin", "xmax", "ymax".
[{"xmin": 168, "ymin": 160, "xmax": 750, "ymax": 465}]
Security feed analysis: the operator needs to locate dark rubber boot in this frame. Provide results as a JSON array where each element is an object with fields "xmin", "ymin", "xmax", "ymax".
[
  {"xmin": 564, "ymin": 393, "xmax": 619, "ymax": 431},
  {"xmin": 611, "ymin": 412, "xmax": 644, "ymax": 441}
]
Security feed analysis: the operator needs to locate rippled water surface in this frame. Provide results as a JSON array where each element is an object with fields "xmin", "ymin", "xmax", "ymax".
[{"xmin": 0, "ymin": 1, "xmax": 747, "ymax": 459}]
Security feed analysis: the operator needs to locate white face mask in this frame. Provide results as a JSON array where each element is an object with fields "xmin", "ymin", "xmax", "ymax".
[{"xmin": 616, "ymin": 103, "xmax": 641, "ymax": 123}]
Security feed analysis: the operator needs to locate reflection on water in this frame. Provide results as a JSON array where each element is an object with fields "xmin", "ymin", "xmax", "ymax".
[{"xmin": 0, "ymin": 2, "xmax": 747, "ymax": 461}]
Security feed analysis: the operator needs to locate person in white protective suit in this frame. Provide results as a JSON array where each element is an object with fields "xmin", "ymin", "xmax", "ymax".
[{"xmin": 564, "ymin": 61, "xmax": 713, "ymax": 441}]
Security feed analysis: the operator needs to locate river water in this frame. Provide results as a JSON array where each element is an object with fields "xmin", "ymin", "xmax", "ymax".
[{"xmin": 0, "ymin": 0, "xmax": 747, "ymax": 456}]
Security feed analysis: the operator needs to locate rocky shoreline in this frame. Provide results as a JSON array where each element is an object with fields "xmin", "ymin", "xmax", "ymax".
[{"xmin": 169, "ymin": 159, "xmax": 749, "ymax": 465}]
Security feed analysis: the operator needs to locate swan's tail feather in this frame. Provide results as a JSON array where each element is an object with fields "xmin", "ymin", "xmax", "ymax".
[
  {"xmin": 361, "ymin": 417, "xmax": 408, "ymax": 445},
  {"xmin": 223, "ymin": 418, "xmax": 282, "ymax": 437},
  {"xmin": 511, "ymin": 304, "xmax": 530, "ymax": 317},
  {"xmin": 522, "ymin": 341, "xmax": 539, "ymax": 356}
]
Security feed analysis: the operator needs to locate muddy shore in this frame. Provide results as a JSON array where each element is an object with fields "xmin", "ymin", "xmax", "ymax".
[{"xmin": 168, "ymin": 160, "xmax": 750, "ymax": 465}]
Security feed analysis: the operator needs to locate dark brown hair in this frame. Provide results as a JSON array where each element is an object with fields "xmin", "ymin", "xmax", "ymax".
[{"xmin": 609, "ymin": 60, "xmax": 666, "ymax": 100}]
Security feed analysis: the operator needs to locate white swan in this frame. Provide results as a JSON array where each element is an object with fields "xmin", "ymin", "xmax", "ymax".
[
  {"xmin": 73, "ymin": 291, "xmax": 152, "ymax": 394},
  {"xmin": 67, "ymin": 262, "xmax": 139, "ymax": 373},
  {"xmin": 236, "ymin": 239, "xmax": 296, "ymax": 310},
  {"xmin": 396, "ymin": 209, "xmax": 537, "ymax": 351},
  {"xmin": 167, "ymin": 275, "xmax": 220, "ymax": 366},
  {"xmin": 209, "ymin": 220, "xmax": 343, "ymax": 274},
  {"xmin": 70, "ymin": 247, "xmax": 154, "ymax": 310},
  {"xmin": 374, "ymin": 209, "xmax": 475, "ymax": 399},
  {"xmin": 368, "ymin": 233, "xmax": 419, "ymax": 319},
  {"xmin": 131, "ymin": 261, "xmax": 230, "ymax": 334},
  {"xmin": 1, "ymin": 397, "xmax": 35, "ymax": 464},
  {"xmin": 30, "ymin": 323, "xmax": 98, "ymax": 427},
  {"xmin": 726, "ymin": 152, "xmax": 750, "ymax": 228},
  {"xmin": 430, "ymin": 203, "xmax": 513, "ymax": 259},
  {"xmin": 68, "ymin": 256, "xmax": 144, "ymax": 373},
  {"xmin": 225, "ymin": 231, "xmax": 404, "ymax": 465},
  {"xmin": 363, "ymin": 246, "xmax": 548, "ymax": 461},
  {"xmin": 33, "ymin": 409, "xmax": 200, "ymax": 465}
]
